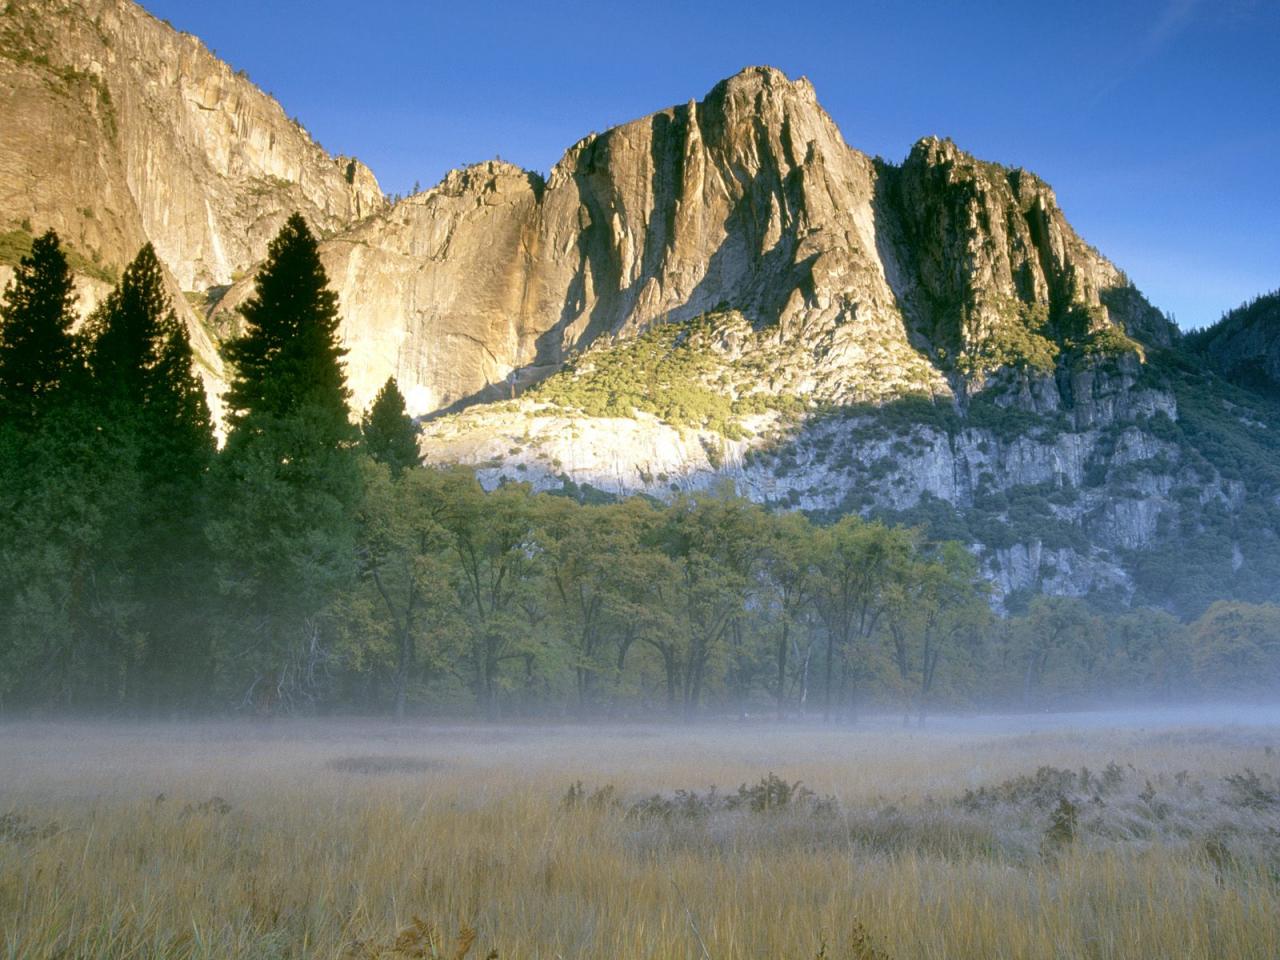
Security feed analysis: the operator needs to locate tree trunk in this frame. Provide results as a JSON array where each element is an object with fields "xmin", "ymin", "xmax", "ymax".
[
  {"xmin": 823, "ymin": 628, "xmax": 835, "ymax": 722},
  {"xmin": 481, "ymin": 641, "xmax": 500, "ymax": 720},
  {"xmin": 615, "ymin": 633, "xmax": 634, "ymax": 682},
  {"xmin": 393, "ymin": 629, "xmax": 412, "ymax": 720},
  {"xmin": 776, "ymin": 621, "xmax": 789, "ymax": 721},
  {"xmin": 796, "ymin": 637, "xmax": 811, "ymax": 715}
]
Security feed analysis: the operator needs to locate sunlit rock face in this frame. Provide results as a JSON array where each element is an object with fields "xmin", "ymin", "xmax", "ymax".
[
  {"xmin": 419, "ymin": 348, "xmax": 1216, "ymax": 608},
  {"xmin": 1, "ymin": 0, "xmax": 383, "ymax": 290},
  {"xmin": 209, "ymin": 66, "xmax": 1168, "ymax": 418},
  {"xmin": 3, "ymin": 3, "xmax": 1165, "ymax": 420},
  {"xmin": 1, "ymin": 0, "xmax": 384, "ymax": 405}
]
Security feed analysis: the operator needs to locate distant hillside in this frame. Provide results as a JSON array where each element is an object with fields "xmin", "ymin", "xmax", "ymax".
[{"xmin": 1187, "ymin": 291, "xmax": 1280, "ymax": 397}]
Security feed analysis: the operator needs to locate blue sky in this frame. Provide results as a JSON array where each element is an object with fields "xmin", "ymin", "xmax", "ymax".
[{"xmin": 143, "ymin": 0, "xmax": 1278, "ymax": 330}]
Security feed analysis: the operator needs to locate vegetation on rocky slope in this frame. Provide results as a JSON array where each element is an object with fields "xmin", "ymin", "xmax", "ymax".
[
  {"xmin": 0, "ymin": 225, "xmax": 117, "ymax": 284},
  {"xmin": 1124, "ymin": 348, "xmax": 1280, "ymax": 615},
  {"xmin": 441, "ymin": 293, "xmax": 1278, "ymax": 622},
  {"xmin": 530, "ymin": 312, "xmax": 806, "ymax": 437},
  {"xmin": 1186, "ymin": 289, "xmax": 1280, "ymax": 396}
]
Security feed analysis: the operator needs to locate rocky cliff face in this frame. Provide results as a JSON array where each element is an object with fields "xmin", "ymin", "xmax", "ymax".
[
  {"xmin": 3, "ymin": 5, "xmax": 1169, "ymax": 424},
  {"xmin": 212, "ymin": 66, "xmax": 1171, "ymax": 418},
  {"xmin": 219, "ymin": 60, "xmax": 1226, "ymax": 611},
  {"xmin": 418, "ymin": 307, "xmax": 1276, "ymax": 614},
  {"xmin": 1, "ymin": 0, "xmax": 382, "ymax": 290},
  {"xmin": 0, "ymin": 0, "xmax": 383, "ymax": 396}
]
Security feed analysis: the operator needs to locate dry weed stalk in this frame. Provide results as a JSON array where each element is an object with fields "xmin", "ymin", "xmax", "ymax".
[{"xmin": 353, "ymin": 917, "xmax": 494, "ymax": 960}]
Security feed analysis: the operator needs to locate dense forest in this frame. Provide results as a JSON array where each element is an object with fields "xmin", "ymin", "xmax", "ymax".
[{"xmin": 0, "ymin": 218, "xmax": 1276, "ymax": 719}]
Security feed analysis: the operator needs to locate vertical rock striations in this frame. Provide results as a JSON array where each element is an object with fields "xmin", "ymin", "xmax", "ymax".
[
  {"xmin": 0, "ymin": 0, "xmax": 384, "ymax": 397},
  {"xmin": 211, "ymin": 66, "xmax": 1172, "ymax": 417},
  {"xmin": 14, "ymin": 5, "xmax": 1271, "ymax": 613}
]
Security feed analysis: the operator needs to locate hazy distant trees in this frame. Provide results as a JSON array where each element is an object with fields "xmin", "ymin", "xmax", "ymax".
[
  {"xmin": 345, "ymin": 459, "xmax": 455, "ymax": 718},
  {"xmin": 1014, "ymin": 596, "xmax": 1103, "ymax": 705},
  {"xmin": 811, "ymin": 519, "xmax": 910, "ymax": 721},
  {"xmin": 1189, "ymin": 601, "xmax": 1280, "ymax": 694},
  {"xmin": 1, "ymin": 220, "xmax": 1275, "ymax": 718},
  {"xmin": 885, "ymin": 541, "xmax": 990, "ymax": 723},
  {"xmin": 439, "ymin": 475, "xmax": 546, "ymax": 717},
  {"xmin": 758, "ymin": 510, "xmax": 816, "ymax": 719}
]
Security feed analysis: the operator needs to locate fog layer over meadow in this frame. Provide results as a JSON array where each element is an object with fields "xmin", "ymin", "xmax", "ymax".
[
  {"xmin": 4, "ymin": 710, "xmax": 1280, "ymax": 959},
  {"xmin": 6, "ymin": 705, "xmax": 1279, "ymax": 799}
]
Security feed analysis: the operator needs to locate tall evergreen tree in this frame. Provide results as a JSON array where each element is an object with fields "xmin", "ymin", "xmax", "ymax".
[
  {"xmin": 87, "ymin": 245, "xmax": 166, "ymax": 407},
  {"xmin": 0, "ymin": 241, "xmax": 218, "ymax": 709},
  {"xmin": 86, "ymin": 245, "xmax": 214, "ymax": 458},
  {"xmin": 211, "ymin": 213, "xmax": 361, "ymax": 711},
  {"xmin": 222, "ymin": 213, "xmax": 350, "ymax": 431},
  {"xmin": 362, "ymin": 377, "xmax": 420, "ymax": 477},
  {"xmin": 0, "ymin": 229, "xmax": 81, "ymax": 423},
  {"xmin": 147, "ymin": 308, "xmax": 217, "ymax": 482},
  {"xmin": 81, "ymin": 244, "xmax": 216, "ymax": 707},
  {"xmin": 0, "ymin": 229, "xmax": 108, "ymax": 709},
  {"xmin": 86, "ymin": 244, "xmax": 216, "ymax": 479}
]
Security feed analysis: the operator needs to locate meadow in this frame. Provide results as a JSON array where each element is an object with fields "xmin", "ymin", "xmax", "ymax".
[{"xmin": 2, "ymin": 713, "xmax": 1278, "ymax": 960}]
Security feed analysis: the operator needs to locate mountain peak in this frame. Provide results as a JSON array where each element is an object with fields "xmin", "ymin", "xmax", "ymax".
[
  {"xmin": 709, "ymin": 64, "xmax": 814, "ymax": 97},
  {"xmin": 202, "ymin": 49, "xmax": 1173, "ymax": 418},
  {"xmin": 6, "ymin": 0, "xmax": 1275, "ymax": 617},
  {"xmin": 4, "ymin": 0, "xmax": 1174, "ymax": 422}
]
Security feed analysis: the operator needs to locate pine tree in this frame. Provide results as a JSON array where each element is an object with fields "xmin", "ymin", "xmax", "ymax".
[
  {"xmin": 87, "ymin": 244, "xmax": 166, "ymax": 406},
  {"xmin": 362, "ymin": 377, "xmax": 420, "ymax": 477},
  {"xmin": 222, "ymin": 213, "xmax": 350, "ymax": 433},
  {"xmin": 211, "ymin": 213, "xmax": 361, "ymax": 710},
  {"xmin": 85, "ymin": 242, "xmax": 214, "ymax": 484},
  {"xmin": 0, "ymin": 229, "xmax": 81, "ymax": 423},
  {"xmin": 0, "ymin": 230, "xmax": 108, "ymax": 708},
  {"xmin": 86, "ymin": 244, "xmax": 213, "ymax": 431},
  {"xmin": 137, "ymin": 304, "xmax": 216, "ymax": 710},
  {"xmin": 148, "ymin": 309, "xmax": 216, "ymax": 480},
  {"xmin": 80, "ymin": 244, "xmax": 216, "ymax": 707}
]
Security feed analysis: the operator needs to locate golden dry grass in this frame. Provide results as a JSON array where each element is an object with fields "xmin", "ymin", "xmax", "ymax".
[{"xmin": 1, "ymin": 716, "xmax": 1278, "ymax": 959}]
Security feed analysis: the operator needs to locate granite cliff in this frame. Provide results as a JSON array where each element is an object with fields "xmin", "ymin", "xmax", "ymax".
[
  {"xmin": 212, "ymin": 66, "xmax": 1172, "ymax": 417},
  {"xmin": 0, "ymin": 0, "xmax": 383, "ymax": 394},
  {"xmin": 5, "ymin": 1, "xmax": 1278, "ymax": 615}
]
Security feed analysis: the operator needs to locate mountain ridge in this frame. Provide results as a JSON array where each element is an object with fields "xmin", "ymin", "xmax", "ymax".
[
  {"xmin": 1188, "ymin": 290, "xmax": 1280, "ymax": 396},
  {"xmin": 207, "ymin": 64, "xmax": 1174, "ymax": 420},
  {"xmin": 3, "ymin": 3, "xmax": 1277, "ymax": 617}
]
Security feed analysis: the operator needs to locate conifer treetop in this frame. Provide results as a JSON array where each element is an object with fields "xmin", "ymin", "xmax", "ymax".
[
  {"xmin": 88, "ymin": 243, "xmax": 171, "ymax": 406},
  {"xmin": 222, "ymin": 213, "xmax": 350, "ymax": 430},
  {"xmin": 362, "ymin": 376, "xmax": 421, "ymax": 476},
  {"xmin": 0, "ymin": 229, "xmax": 81, "ymax": 420}
]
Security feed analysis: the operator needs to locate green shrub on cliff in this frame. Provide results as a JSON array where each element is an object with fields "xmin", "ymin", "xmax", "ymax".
[
  {"xmin": 530, "ymin": 313, "xmax": 800, "ymax": 437},
  {"xmin": 957, "ymin": 299, "xmax": 1059, "ymax": 377}
]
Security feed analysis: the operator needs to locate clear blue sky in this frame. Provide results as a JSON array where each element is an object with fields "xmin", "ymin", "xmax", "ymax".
[{"xmin": 143, "ymin": 0, "xmax": 1278, "ymax": 330}]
